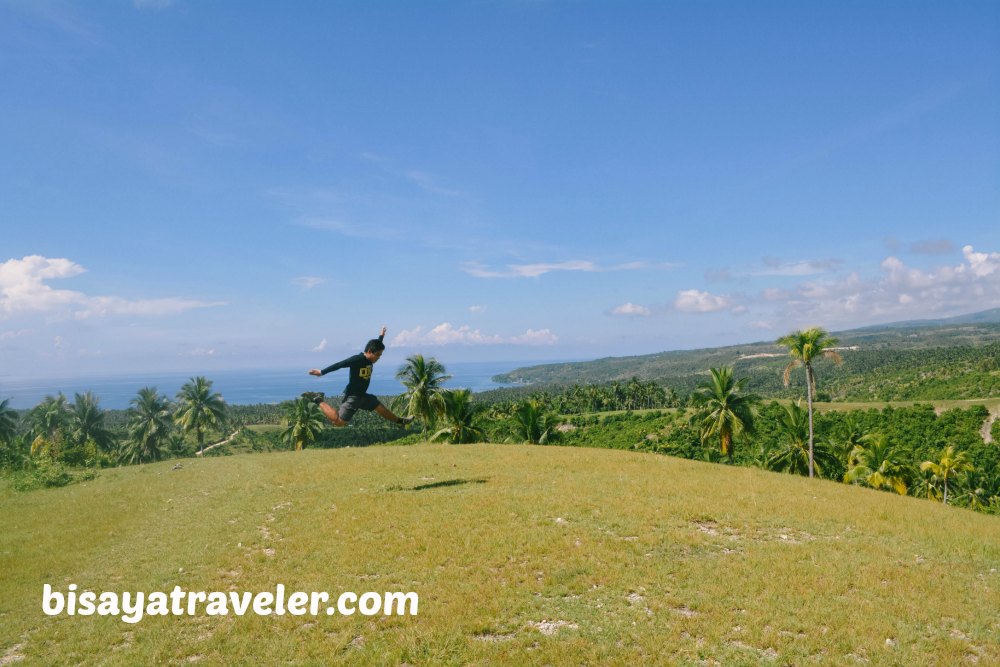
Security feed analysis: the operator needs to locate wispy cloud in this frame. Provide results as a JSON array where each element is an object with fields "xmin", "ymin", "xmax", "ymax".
[
  {"xmin": 0, "ymin": 255, "xmax": 225, "ymax": 320},
  {"xmin": 469, "ymin": 305, "xmax": 487, "ymax": 313},
  {"xmin": 294, "ymin": 217, "xmax": 392, "ymax": 240},
  {"xmin": 392, "ymin": 323, "xmax": 557, "ymax": 347},
  {"xmin": 8, "ymin": 1, "xmax": 103, "ymax": 43},
  {"xmin": 610, "ymin": 302, "xmax": 652, "ymax": 317},
  {"xmin": 179, "ymin": 347, "xmax": 216, "ymax": 357},
  {"xmin": 0, "ymin": 328, "xmax": 32, "ymax": 341},
  {"xmin": 405, "ymin": 170, "xmax": 464, "ymax": 197},
  {"xmin": 312, "ymin": 338, "xmax": 327, "ymax": 352},
  {"xmin": 462, "ymin": 259, "xmax": 650, "ymax": 279},
  {"xmin": 74, "ymin": 296, "xmax": 227, "ymax": 319},
  {"xmin": 752, "ymin": 258, "xmax": 843, "ymax": 277},
  {"xmin": 292, "ymin": 276, "xmax": 325, "ymax": 290}
]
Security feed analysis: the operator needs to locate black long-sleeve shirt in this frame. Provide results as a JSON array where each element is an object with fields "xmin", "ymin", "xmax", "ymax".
[
  {"xmin": 319, "ymin": 334, "xmax": 383, "ymax": 396},
  {"xmin": 320, "ymin": 353, "xmax": 374, "ymax": 396}
]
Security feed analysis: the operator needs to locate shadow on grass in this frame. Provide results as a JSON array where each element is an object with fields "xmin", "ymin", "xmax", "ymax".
[{"xmin": 388, "ymin": 477, "xmax": 490, "ymax": 492}]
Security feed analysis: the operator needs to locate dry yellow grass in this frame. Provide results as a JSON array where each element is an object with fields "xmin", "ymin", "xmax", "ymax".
[{"xmin": 2, "ymin": 444, "xmax": 998, "ymax": 665}]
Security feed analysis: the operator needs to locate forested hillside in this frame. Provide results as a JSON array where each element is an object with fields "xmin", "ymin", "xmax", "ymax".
[{"xmin": 494, "ymin": 313, "xmax": 1000, "ymax": 401}]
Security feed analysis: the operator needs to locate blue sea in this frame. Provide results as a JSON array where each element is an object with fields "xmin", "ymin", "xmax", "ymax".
[{"xmin": 0, "ymin": 361, "xmax": 541, "ymax": 410}]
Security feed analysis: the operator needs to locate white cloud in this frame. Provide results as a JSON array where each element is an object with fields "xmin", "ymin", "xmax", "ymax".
[
  {"xmin": 762, "ymin": 244, "xmax": 1000, "ymax": 326},
  {"xmin": 180, "ymin": 347, "xmax": 216, "ymax": 357},
  {"xmin": 293, "ymin": 276, "xmax": 325, "ymax": 290},
  {"xmin": 312, "ymin": 338, "xmax": 327, "ymax": 352},
  {"xmin": 392, "ymin": 323, "xmax": 557, "ymax": 346},
  {"xmin": 963, "ymin": 244, "xmax": 1000, "ymax": 278},
  {"xmin": 469, "ymin": 305, "xmax": 487, "ymax": 313},
  {"xmin": 509, "ymin": 328, "xmax": 559, "ymax": 345},
  {"xmin": 610, "ymin": 302, "xmax": 652, "ymax": 317},
  {"xmin": 462, "ymin": 259, "xmax": 649, "ymax": 279},
  {"xmin": 0, "ymin": 255, "xmax": 225, "ymax": 320},
  {"xmin": 393, "ymin": 323, "xmax": 502, "ymax": 346},
  {"xmin": 674, "ymin": 289, "xmax": 733, "ymax": 313}
]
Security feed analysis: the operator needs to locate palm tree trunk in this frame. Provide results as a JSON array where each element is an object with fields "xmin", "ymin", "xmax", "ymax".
[
  {"xmin": 806, "ymin": 365, "xmax": 815, "ymax": 478},
  {"xmin": 943, "ymin": 477, "xmax": 949, "ymax": 504}
]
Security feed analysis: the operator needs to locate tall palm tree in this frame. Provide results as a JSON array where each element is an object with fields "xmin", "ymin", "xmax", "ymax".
[
  {"xmin": 777, "ymin": 327, "xmax": 843, "ymax": 478},
  {"xmin": 766, "ymin": 400, "xmax": 838, "ymax": 476},
  {"xmin": 510, "ymin": 399, "xmax": 560, "ymax": 445},
  {"xmin": 28, "ymin": 394, "xmax": 70, "ymax": 459},
  {"xmin": 0, "ymin": 398, "xmax": 18, "ymax": 449},
  {"xmin": 431, "ymin": 389, "xmax": 487, "ymax": 444},
  {"xmin": 175, "ymin": 377, "xmax": 228, "ymax": 455},
  {"xmin": 122, "ymin": 387, "xmax": 173, "ymax": 465},
  {"xmin": 394, "ymin": 355, "xmax": 451, "ymax": 436},
  {"xmin": 0, "ymin": 398, "xmax": 20, "ymax": 468},
  {"xmin": 69, "ymin": 392, "xmax": 114, "ymax": 453},
  {"xmin": 689, "ymin": 367, "xmax": 759, "ymax": 461},
  {"xmin": 844, "ymin": 433, "xmax": 908, "ymax": 495},
  {"xmin": 920, "ymin": 445, "xmax": 974, "ymax": 505},
  {"xmin": 282, "ymin": 398, "xmax": 326, "ymax": 451}
]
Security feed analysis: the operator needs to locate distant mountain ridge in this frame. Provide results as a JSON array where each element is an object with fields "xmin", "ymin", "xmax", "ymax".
[
  {"xmin": 851, "ymin": 307, "xmax": 1000, "ymax": 329},
  {"xmin": 493, "ymin": 307, "xmax": 1000, "ymax": 401}
]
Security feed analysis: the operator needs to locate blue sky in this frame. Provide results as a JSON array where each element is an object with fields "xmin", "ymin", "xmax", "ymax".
[{"xmin": 1, "ymin": 0, "xmax": 998, "ymax": 378}]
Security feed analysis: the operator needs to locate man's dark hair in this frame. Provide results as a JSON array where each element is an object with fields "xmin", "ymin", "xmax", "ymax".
[{"xmin": 365, "ymin": 339, "xmax": 386, "ymax": 354}]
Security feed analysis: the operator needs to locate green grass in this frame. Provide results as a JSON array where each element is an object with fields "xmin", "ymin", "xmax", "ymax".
[{"xmin": 2, "ymin": 444, "xmax": 998, "ymax": 665}]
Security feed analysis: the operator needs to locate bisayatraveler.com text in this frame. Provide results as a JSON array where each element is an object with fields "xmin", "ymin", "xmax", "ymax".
[{"xmin": 42, "ymin": 584, "xmax": 418, "ymax": 624}]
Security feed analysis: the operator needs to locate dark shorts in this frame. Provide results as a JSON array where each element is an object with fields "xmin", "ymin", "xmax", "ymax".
[{"xmin": 338, "ymin": 393, "xmax": 381, "ymax": 421}]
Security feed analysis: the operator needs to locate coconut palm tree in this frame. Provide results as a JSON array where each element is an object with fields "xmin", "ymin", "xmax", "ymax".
[
  {"xmin": 122, "ymin": 387, "xmax": 173, "ymax": 465},
  {"xmin": 282, "ymin": 397, "xmax": 326, "ymax": 451},
  {"xmin": 777, "ymin": 327, "xmax": 843, "ymax": 478},
  {"xmin": 394, "ymin": 355, "xmax": 451, "ymax": 436},
  {"xmin": 28, "ymin": 394, "xmax": 70, "ymax": 459},
  {"xmin": 175, "ymin": 377, "xmax": 228, "ymax": 455},
  {"xmin": 689, "ymin": 367, "xmax": 759, "ymax": 461},
  {"xmin": 0, "ymin": 398, "xmax": 20, "ymax": 467},
  {"xmin": 511, "ymin": 399, "xmax": 560, "ymax": 445},
  {"xmin": 920, "ymin": 445, "xmax": 974, "ymax": 505},
  {"xmin": 766, "ymin": 400, "xmax": 838, "ymax": 476},
  {"xmin": 844, "ymin": 433, "xmax": 908, "ymax": 495},
  {"xmin": 431, "ymin": 389, "xmax": 487, "ymax": 444},
  {"xmin": 0, "ymin": 398, "xmax": 17, "ymax": 448},
  {"xmin": 69, "ymin": 392, "xmax": 114, "ymax": 453}
]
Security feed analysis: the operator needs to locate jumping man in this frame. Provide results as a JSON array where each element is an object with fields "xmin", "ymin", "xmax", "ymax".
[{"xmin": 302, "ymin": 326, "xmax": 413, "ymax": 427}]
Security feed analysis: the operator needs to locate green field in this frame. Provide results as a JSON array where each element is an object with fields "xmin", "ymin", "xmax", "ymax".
[{"xmin": 3, "ymin": 444, "xmax": 998, "ymax": 665}]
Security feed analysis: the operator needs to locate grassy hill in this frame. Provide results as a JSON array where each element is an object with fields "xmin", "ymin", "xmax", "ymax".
[
  {"xmin": 2, "ymin": 444, "xmax": 998, "ymax": 665},
  {"xmin": 493, "ymin": 310, "xmax": 1000, "ymax": 401}
]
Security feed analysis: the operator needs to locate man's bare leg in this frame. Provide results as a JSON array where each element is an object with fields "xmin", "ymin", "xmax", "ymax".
[
  {"xmin": 319, "ymin": 402, "xmax": 348, "ymax": 427},
  {"xmin": 375, "ymin": 404, "xmax": 413, "ymax": 425}
]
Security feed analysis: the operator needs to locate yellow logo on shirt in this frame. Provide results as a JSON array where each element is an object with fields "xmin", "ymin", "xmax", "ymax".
[{"xmin": 360, "ymin": 366, "xmax": 372, "ymax": 379}]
